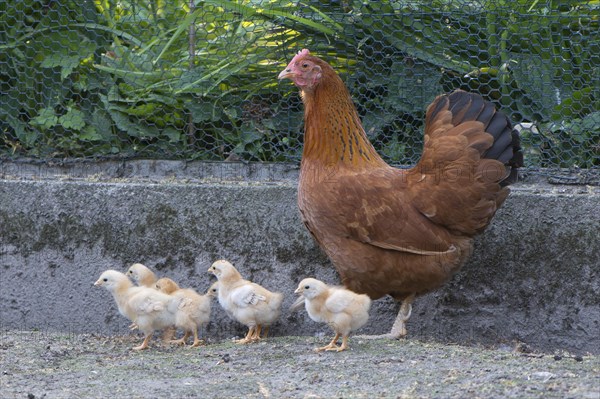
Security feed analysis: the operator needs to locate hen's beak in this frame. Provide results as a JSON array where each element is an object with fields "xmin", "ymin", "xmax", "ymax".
[{"xmin": 278, "ymin": 68, "xmax": 293, "ymax": 80}]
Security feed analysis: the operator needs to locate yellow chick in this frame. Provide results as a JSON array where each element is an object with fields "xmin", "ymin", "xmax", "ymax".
[
  {"xmin": 295, "ymin": 278, "xmax": 371, "ymax": 352},
  {"xmin": 127, "ymin": 263, "xmax": 157, "ymax": 288},
  {"xmin": 155, "ymin": 277, "xmax": 211, "ymax": 347},
  {"xmin": 124, "ymin": 263, "xmax": 159, "ymax": 331},
  {"xmin": 94, "ymin": 270, "xmax": 180, "ymax": 350},
  {"xmin": 206, "ymin": 281, "xmax": 219, "ymax": 299},
  {"xmin": 207, "ymin": 260, "xmax": 283, "ymax": 344}
]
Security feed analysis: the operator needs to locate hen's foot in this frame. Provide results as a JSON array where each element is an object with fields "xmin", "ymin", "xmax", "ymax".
[
  {"xmin": 191, "ymin": 339, "xmax": 206, "ymax": 347},
  {"xmin": 357, "ymin": 294, "xmax": 415, "ymax": 340},
  {"xmin": 169, "ymin": 338, "xmax": 187, "ymax": 346},
  {"xmin": 355, "ymin": 332, "xmax": 403, "ymax": 340}
]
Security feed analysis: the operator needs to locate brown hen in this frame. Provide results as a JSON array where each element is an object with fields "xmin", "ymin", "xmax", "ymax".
[{"xmin": 279, "ymin": 49, "xmax": 523, "ymax": 338}]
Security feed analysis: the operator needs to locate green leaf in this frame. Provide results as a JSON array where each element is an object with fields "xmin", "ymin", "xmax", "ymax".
[
  {"xmin": 163, "ymin": 128, "xmax": 182, "ymax": 143},
  {"xmin": 58, "ymin": 108, "xmax": 86, "ymax": 131},
  {"xmin": 30, "ymin": 108, "xmax": 58, "ymax": 130},
  {"xmin": 41, "ymin": 54, "xmax": 82, "ymax": 80},
  {"xmin": 187, "ymin": 101, "xmax": 222, "ymax": 123},
  {"xmin": 78, "ymin": 125, "xmax": 104, "ymax": 141}
]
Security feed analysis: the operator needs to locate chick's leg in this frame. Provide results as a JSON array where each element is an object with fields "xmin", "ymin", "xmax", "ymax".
[
  {"xmin": 315, "ymin": 333, "xmax": 340, "ymax": 352},
  {"xmin": 191, "ymin": 328, "xmax": 205, "ymax": 347},
  {"xmin": 235, "ymin": 326, "xmax": 256, "ymax": 344},
  {"xmin": 162, "ymin": 326, "xmax": 176, "ymax": 343},
  {"xmin": 261, "ymin": 326, "xmax": 270, "ymax": 339},
  {"xmin": 252, "ymin": 325, "xmax": 262, "ymax": 341},
  {"xmin": 336, "ymin": 335, "xmax": 350, "ymax": 352},
  {"xmin": 133, "ymin": 334, "xmax": 152, "ymax": 351},
  {"xmin": 170, "ymin": 331, "xmax": 190, "ymax": 346}
]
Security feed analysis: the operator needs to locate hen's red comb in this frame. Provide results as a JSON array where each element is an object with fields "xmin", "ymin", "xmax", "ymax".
[{"xmin": 289, "ymin": 49, "xmax": 311, "ymax": 64}]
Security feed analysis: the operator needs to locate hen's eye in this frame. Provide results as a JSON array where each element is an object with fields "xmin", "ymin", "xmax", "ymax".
[{"xmin": 302, "ymin": 63, "xmax": 309, "ymax": 68}]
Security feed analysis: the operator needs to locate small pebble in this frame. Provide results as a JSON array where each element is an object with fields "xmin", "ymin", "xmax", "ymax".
[
  {"xmin": 553, "ymin": 355, "xmax": 562, "ymax": 361},
  {"xmin": 574, "ymin": 355, "xmax": 583, "ymax": 362}
]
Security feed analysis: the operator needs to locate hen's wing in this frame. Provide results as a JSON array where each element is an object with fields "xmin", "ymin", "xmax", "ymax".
[
  {"xmin": 322, "ymin": 90, "xmax": 519, "ymax": 254},
  {"xmin": 333, "ymin": 170, "xmax": 455, "ymax": 254}
]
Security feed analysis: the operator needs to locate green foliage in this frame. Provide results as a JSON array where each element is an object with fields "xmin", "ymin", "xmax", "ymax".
[{"xmin": 1, "ymin": 0, "xmax": 598, "ymax": 167}]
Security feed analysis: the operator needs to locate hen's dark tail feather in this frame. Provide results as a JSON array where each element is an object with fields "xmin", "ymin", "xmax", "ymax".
[{"xmin": 442, "ymin": 90, "xmax": 524, "ymax": 186}]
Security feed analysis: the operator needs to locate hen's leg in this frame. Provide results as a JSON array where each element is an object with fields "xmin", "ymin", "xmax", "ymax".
[
  {"xmin": 315, "ymin": 333, "xmax": 340, "ymax": 352},
  {"xmin": 390, "ymin": 293, "xmax": 415, "ymax": 338},
  {"xmin": 357, "ymin": 293, "xmax": 416, "ymax": 340}
]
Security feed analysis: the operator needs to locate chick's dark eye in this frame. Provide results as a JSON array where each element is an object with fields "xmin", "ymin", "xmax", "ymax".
[
  {"xmin": 304, "ymin": 285, "xmax": 310, "ymax": 289},
  {"xmin": 103, "ymin": 278, "xmax": 108, "ymax": 282}
]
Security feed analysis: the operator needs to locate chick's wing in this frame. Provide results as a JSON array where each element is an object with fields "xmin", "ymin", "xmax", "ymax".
[
  {"xmin": 230, "ymin": 284, "xmax": 266, "ymax": 307},
  {"xmin": 129, "ymin": 290, "xmax": 178, "ymax": 315},
  {"xmin": 324, "ymin": 288, "xmax": 357, "ymax": 314}
]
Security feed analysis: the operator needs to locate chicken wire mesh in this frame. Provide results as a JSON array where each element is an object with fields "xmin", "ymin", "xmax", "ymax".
[{"xmin": 1, "ymin": 0, "xmax": 599, "ymax": 168}]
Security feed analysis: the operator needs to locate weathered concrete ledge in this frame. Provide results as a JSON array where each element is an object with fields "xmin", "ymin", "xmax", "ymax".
[{"xmin": 1, "ymin": 160, "xmax": 599, "ymax": 354}]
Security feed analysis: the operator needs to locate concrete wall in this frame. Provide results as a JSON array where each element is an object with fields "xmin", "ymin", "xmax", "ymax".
[{"xmin": 1, "ymin": 160, "xmax": 598, "ymax": 354}]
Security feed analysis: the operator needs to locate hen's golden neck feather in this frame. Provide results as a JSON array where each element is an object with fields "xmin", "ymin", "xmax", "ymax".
[{"xmin": 300, "ymin": 68, "xmax": 386, "ymax": 169}]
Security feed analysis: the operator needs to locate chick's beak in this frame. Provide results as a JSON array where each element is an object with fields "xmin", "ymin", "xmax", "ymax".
[
  {"xmin": 93, "ymin": 279, "xmax": 102, "ymax": 286},
  {"xmin": 294, "ymin": 287, "xmax": 302, "ymax": 294},
  {"xmin": 278, "ymin": 68, "xmax": 294, "ymax": 80}
]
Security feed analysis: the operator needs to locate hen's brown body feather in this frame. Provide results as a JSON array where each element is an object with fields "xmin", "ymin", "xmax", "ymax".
[{"xmin": 283, "ymin": 51, "xmax": 522, "ymax": 305}]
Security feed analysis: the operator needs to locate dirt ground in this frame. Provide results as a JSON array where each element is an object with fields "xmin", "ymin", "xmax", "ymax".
[{"xmin": 1, "ymin": 330, "xmax": 598, "ymax": 399}]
